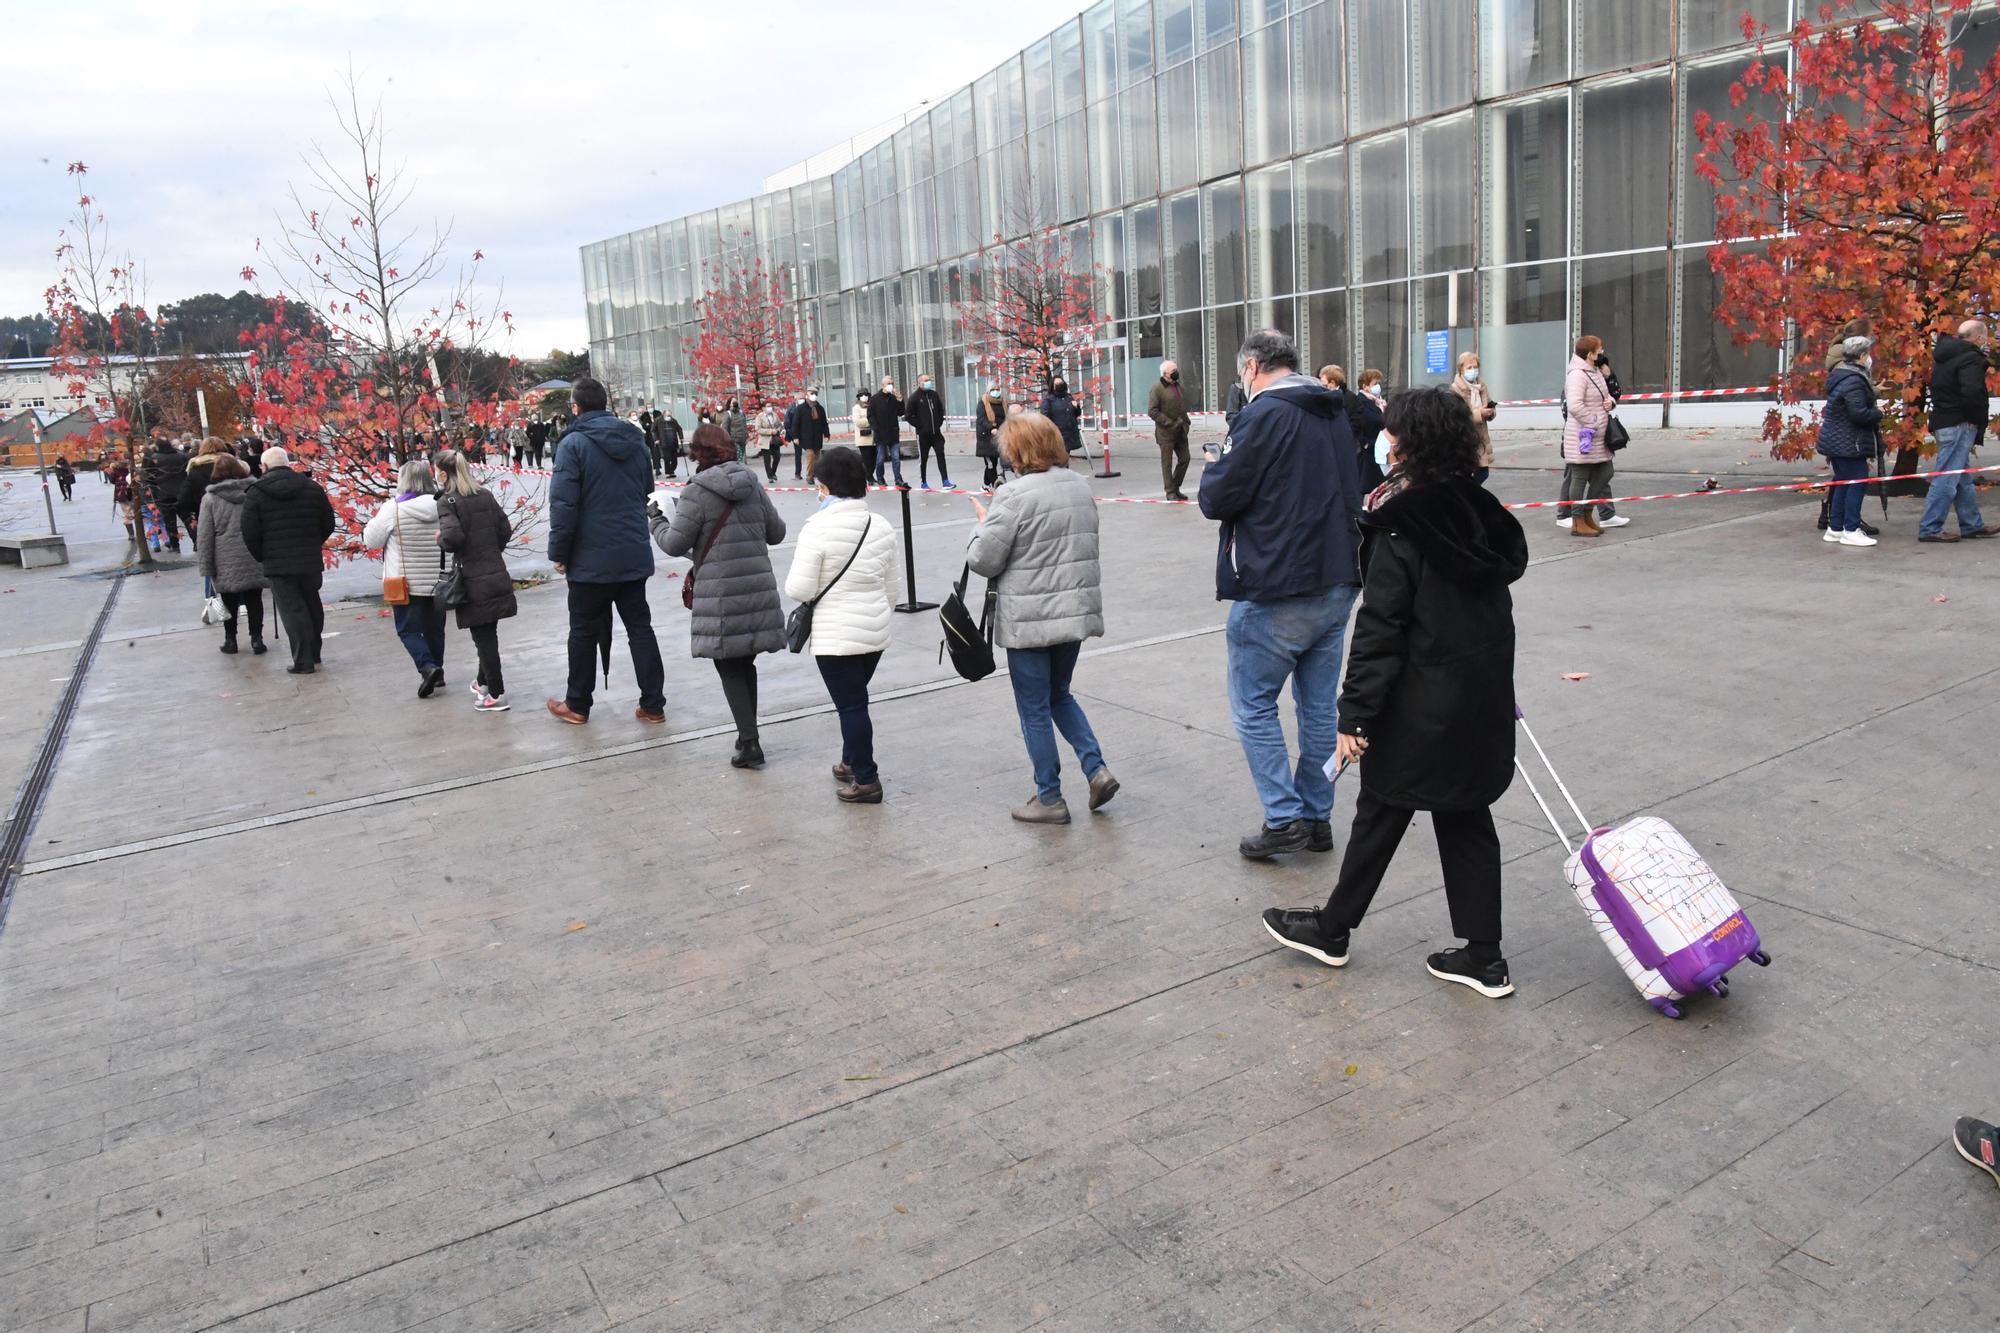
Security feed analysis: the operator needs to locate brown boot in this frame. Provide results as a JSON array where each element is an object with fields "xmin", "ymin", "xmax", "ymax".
[{"xmin": 1571, "ymin": 508, "xmax": 1603, "ymax": 537}]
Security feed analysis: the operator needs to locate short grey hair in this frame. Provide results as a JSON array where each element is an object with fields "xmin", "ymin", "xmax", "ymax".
[
  {"xmin": 1236, "ymin": 329, "xmax": 1300, "ymax": 375},
  {"xmin": 260, "ymin": 446, "xmax": 291, "ymax": 469}
]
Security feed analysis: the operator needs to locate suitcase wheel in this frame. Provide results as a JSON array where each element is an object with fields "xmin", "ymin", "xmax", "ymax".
[
  {"xmin": 1749, "ymin": 950, "xmax": 1772, "ymax": 967},
  {"xmin": 1649, "ymin": 997, "xmax": 1684, "ymax": 1020},
  {"xmin": 1707, "ymin": 979, "xmax": 1729, "ymax": 998}
]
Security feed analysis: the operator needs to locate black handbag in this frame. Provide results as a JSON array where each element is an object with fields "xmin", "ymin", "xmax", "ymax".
[
  {"xmin": 786, "ymin": 521, "xmax": 869, "ymax": 653},
  {"xmin": 433, "ymin": 497, "xmax": 469, "ymax": 609},
  {"xmin": 1604, "ymin": 414, "xmax": 1631, "ymax": 453},
  {"xmin": 937, "ymin": 562, "xmax": 997, "ymax": 682}
]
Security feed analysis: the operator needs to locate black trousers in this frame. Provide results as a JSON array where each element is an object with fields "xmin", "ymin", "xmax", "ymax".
[
  {"xmin": 860, "ymin": 443, "xmax": 878, "ymax": 476},
  {"xmin": 917, "ymin": 434, "xmax": 951, "ymax": 485},
  {"xmin": 566, "ymin": 578, "xmax": 665, "ymax": 715},
  {"xmin": 1320, "ymin": 790, "xmax": 1503, "ymax": 944},
  {"xmin": 267, "ymin": 571, "xmax": 324, "ymax": 669},
  {"xmin": 220, "ymin": 589, "xmax": 264, "ymax": 640},
  {"xmin": 156, "ymin": 503, "xmax": 185, "ymax": 550},
  {"xmin": 763, "ymin": 442, "xmax": 782, "ymax": 481},
  {"xmin": 713, "ymin": 656, "xmax": 759, "ymax": 745},
  {"xmin": 469, "ymin": 621, "xmax": 505, "ymax": 698},
  {"xmin": 650, "ymin": 441, "xmax": 665, "ymax": 475},
  {"xmin": 816, "ymin": 651, "xmax": 882, "ymax": 783}
]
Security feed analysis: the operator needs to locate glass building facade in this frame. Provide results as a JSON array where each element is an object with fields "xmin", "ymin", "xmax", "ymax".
[{"xmin": 581, "ymin": 1, "xmax": 2000, "ymax": 420}]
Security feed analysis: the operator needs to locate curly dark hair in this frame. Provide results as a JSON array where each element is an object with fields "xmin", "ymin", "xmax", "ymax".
[{"xmin": 1381, "ymin": 386, "xmax": 1483, "ymax": 486}]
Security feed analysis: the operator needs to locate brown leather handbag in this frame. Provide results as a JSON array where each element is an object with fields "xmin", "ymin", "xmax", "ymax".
[{"xmin": 382, "ymin": 502, "xmax": 411, "ymax": 605}]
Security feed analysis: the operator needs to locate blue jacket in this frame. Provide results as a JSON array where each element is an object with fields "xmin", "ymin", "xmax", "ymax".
[
  {"xmin": 547, "ymin": 410, "xmax": 656, "ymax": 583},
  {"xmin": 1197, "ymin": 373, "xmax": 1363, "ymax": 601},
  {"xmin": 1817, "ymin": 364, "xmax": 1883, "ymax": 460}
]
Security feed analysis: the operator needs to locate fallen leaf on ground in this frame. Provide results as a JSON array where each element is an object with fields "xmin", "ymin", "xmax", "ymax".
[
  {"xmin": 1344, "ymin": 1064, "xmax": 1358, "ymax": 1076},
  {"xmin": 1935, "ymin": 594, "xmax": 1950, "ymax": 603},
  {"xmin": 564, "ymin": 920, "xmax": 588, "ymax": 933},
  {"xmin": 1561, "ymin": 672, "xmax": 1591, "ymax": 682},
  {"xmin": 893, "ymin": 1204, "xmax": 909, "ymax": 1215}
]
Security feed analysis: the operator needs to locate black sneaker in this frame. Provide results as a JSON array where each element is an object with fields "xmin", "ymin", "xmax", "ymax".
[
  {"xmin": 1239, "ymin": 821, "xmax": 1312, "ymax": 860},
  {"xmin": 1425, "ymin": 948, "xmax": 1515, "ymax": 998},
  {"xmin": 1955, "ymin": 1116, "xmax": 2000, "ymax": 1187},
  {"xmin": 1308, "ymin": 820, "xmax": 1334, "ymax": 853},
  {"xmin": 1261, "ymin": 908, "xmax": 1349, "ymax": 967},
  {"xmin": 418, "ymin": 666, "xmax": 444, "ymax": 699}
]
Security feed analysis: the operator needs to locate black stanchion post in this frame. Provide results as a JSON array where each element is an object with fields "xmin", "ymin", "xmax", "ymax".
[{"xmin": 892, "ymin": 484, "xmax": 937, "ymax": 614}]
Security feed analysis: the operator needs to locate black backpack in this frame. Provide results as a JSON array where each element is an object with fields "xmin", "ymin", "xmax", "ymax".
[{"xmin": 937, "ymin": 562, "xmax": 997, "ymax": 681}]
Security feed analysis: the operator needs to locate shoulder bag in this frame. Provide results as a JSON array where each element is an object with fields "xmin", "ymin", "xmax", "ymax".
[
  {"xmin": 382, "ymin": 502, "xmax": 411, "ymax": 605},
  {"xmin": 682, "ymin": 501, "xmax": 736, "ymax": 610},
  {"xmin": 785, "ymin": 518, "xmax": 870, "ymax": 653},
  {"xmin": 433, "ymin": 496, "xmax": 469, "ymax": 610},
  {"xmin": 937, "ymin": 562, "xmax": 998, "ymax": 682}
]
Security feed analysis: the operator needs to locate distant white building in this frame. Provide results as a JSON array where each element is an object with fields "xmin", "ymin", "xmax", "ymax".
[{"xmin": 0, "ymin": 353, "xmax": 250, "ymax": 421}]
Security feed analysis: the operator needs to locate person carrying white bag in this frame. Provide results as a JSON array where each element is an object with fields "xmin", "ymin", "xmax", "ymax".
[{"xmin": 1259, "ymin": 386, "xmax": 1530, "ymax": 998}]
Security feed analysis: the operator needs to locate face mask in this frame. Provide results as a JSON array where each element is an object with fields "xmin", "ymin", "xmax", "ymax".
[
  {"xmin": 920, "ymin": 380, "xmax": 932, "ymax": 389},
  {"xmin": 817, "ymin": 491, "xmax": 835, "ymax": 509},
  {"xmin": 1167, "ymin": 372, "xmax": 1180, "ymax": 383},
  {"xmin": 807, "ymin": 392, "xmax": 817, "ymax": 401},
  {"xmin": 1463, "ymin": 368, "xmax": 1481, "ymax": 383}
]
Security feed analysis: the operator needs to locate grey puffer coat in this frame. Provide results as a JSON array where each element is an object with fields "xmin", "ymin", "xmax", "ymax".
[
  {"xmin": 966, "ymin": 465, "xmax": 1104, "ymax": 650},
  {"xmin": 196, "ymin": 478, "xmax": 268, "ymax": 594},
  {"xmin": 653, "ymin": 461, "xmax": 787, "ymax": 659}
]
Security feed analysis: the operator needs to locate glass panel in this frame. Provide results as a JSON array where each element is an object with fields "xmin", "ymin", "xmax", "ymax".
[
  {"xmin": 1124, "ymin": 79, "xmax": 1160, "ymax": 199},
  {"xmin": 1210, "ymin": 304, "xmax": 1246, "ymax": 406},
  {"xmin": 1056, "ymin": 20, "xmax": 1088, "ymax": 112},
  {"xmin": 1119, "ymin": 0, "xmax": 1155, "ymax": 86},
  {"xmin": 1411, "ymin": 275, "xmax": 1473, "ymax": 385},
  {"xmin": 1480, "ymin": 0, "xmax": 1566, "ymax": 96},
  {"xmin": 1200, "ymin": 0, "xmax": 1237, "ymax": 50},
  {"xmin": 1158, "ymin": 61, "xmax": 1200, "ymax": 191},
  {"xmin": 1303, "ymin": 288, "xmax": 1351, "ymax": 371},
  {"xmin": 1085, "ymin": 0, "xmax": 1119, "ymax": 96},
  {"xmin": 1416, "ymin": 114, "xmax": 1474, "ymax": 275},
  {"xmin": 1131, "ymin": 200, "xmax": 1164, "ymax": 320},
  {"xmin": 1198, "ymin": 46, "xmax": 1242, "ymax": 181},
  {"xmin": 1243, "ymin": 20, "xmax": 1291, "ymax": 166},
  {"xmin": 1246, "ymin": 163, "xmax": 1295, "ymax": 300},
  {"xmin": 954, "ymin": 88, "xmax": 978, "ymax": 165},
  {"xmin": 1294, "ymin": 3, "xmax": 1345, "ymax": 151},
  {"xmin": 1578, "ymin": 250, "xmax": 1670, "ymax": 393},
  {"xmin": 1482, "ymin": 92, "xmax": 1568, "ymax": 266},
  {"xmin": 1360, "ymin": 281, "xmax": 1410, "ymax": 384},
  {"xmin": 974, "ymin": 71, "xmax": 1002, "ymax": 155},
  {"xmin": 1681, "ymin": 57, "xmax": 1781, "ymax": 244},
  {"xmin": 1026, "ymin": 37, "xmax": 1056, "ymax": 130},
  {"xmin": 1679, "ymin": 245, "xmax": 1777, "ymax": 389},
  {"xmin": 1682, "ymin": 0, "xmax": 1787, "ymax": 54},
  {"xmin": 1248, "ymin": 0, "xmax": 1289, "ymax": 22},
  {"xmin": 1172, "ymin": 310, "xmax": 1208, "ymax": 409},
  {"xmin": 1167, "ymin": 190, "xmax": 1203, "ymax": 310},
  {"xmin": 1089, "ymin": 99, "xmax": 1122, "ymax": 214},
  {"xmin": 1096, "ymin": 210, "xmax": 1128, "ymax": 320},
  {"xmin": 1158, "ymin": 0, "xmax": 1195, "ymax": 65},
  {"xmin": 1251, "ymin": 295, "xmax": 1296, "ymax": 340},
  {"xmin": 1348, "ymin": 0, "xmax": 1408, "ymax": 133},
  {"xmin": 1415, "ymin": 0, "xmax": 1475, "ymax": 114},
  {"xmin": 1354, "ymin": 133, "xmax": 1409, "ymax": 283},
  {"xmin": 1058, "ymin": 112, "xmax": 1090, "ymax": 222},
  {"xmin": 1000, "ymin": 58, "xmax": 1028, "ymax": 140},
  {"xmin": 1030, "ymin": 125, "xmax": 1060, "ymax": 224},
  {"xmin": 1207, "ymin": 176, "xmax": 1246, "ymax": 305},
  {"xmin": 1577, "ymin": 74, "xmax": 1672, "ymax": 253},
  {"xmin": 931, "ymin": 100, "xmax": 959, "ymax": 168},
  {"xmin": 1299, "ymin": 148, "xmax": 1348, "ymax": 291},
  {"xmin": 1577, "ymin": 4, "xmax": 1670, "ymax": 79}
]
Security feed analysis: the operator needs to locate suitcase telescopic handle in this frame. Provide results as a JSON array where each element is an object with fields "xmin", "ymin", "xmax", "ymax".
[{"xmin": 1513, "ymin": 707, "xmax": 1595, "ymax": 851}]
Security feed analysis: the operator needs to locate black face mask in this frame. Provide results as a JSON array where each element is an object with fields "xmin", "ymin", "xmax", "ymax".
[{"xmin": 1167, "ymin": 372, "xmax": 1180, "ymax": 383}]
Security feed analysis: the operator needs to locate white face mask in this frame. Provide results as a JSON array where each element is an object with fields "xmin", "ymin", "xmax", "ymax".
[{"xmin": 1463, "ymin": 368, "xmax": 1481, "ymax": 383}]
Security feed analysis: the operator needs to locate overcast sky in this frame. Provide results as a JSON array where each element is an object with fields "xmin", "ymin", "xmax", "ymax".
[{"xmin": 0, "ymin": 0, "xmax": 1090, "ymax": 357}]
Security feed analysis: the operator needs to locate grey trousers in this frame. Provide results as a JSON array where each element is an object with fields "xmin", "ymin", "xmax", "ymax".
[{"xmin": 1559, "ymin": 460, "xmax": 1616, "ymax": 519}]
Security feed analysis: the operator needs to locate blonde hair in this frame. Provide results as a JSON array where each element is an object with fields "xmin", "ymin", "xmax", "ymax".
[
  {"xmin": 1358, "ymin": 368, "xmax": 1384, "ymax": 390},
  {"xmin": 196, "ymin": 436, "xmax": 230, "ymax": 459},
  {"xmin": 432, "ymin": 448, "xmax": 481, "ymax": 497},
  {"xmin": 1318, "ymin": 364, "xmax": 1346, "ymax": 389},
  {"xmin": 998, "ymin": 410, "xmax": 1070, "ymax": 474}
]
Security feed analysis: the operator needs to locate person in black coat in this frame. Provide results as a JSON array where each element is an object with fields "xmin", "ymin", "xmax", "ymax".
[
  {"xmin": 239, "ymin": 447, "xmax": 337, "ymax": 673},
  {"xmin": 435, "ymin": 449, "xmax": 519, "ymax": 712},
  {"xmin": 866, "ymin": 377, "xmax": 906, "ymax": 485},
  {"xmin": 53, "ymin": 456, "xmax": 75, "ymax": 501},
  {"xmin": 1348, "ymin": 371, "xmax": 1387, "ymax": 492},
  {"xmin": 785, "ymin": 390, "xmax": 831, "ymax": 481},
  {"xmin": 659, "ymin": 411, "xmax": 685, "ymax": 477},
  {"xmin": 145, "ymin": 437, "xmax": 190, "ymax": 552},
  {"xmin": 1039, "ymin": 379, "xmax": 1083, "ymax": 456},
  {"xmin": 1261, "ymin": 386, "xmax": 1529, "ymax": 1000},
  {"xmin": 905, "ymin": 373, "xmax": 953, "ymax": 488}
]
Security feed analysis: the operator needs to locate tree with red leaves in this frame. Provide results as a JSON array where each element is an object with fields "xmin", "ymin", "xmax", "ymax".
[
  {"xmin": 44, "ymin": 163, "xmax": 162, "ymax": 566},
  {"xmin": 954, "ymin": 210, "xmax": 1105, "ymax": 413},
  {"xmin": 686, "ymin": 236, "xmax": 815, "ymax": 415},
  {"xmin": 1697, "ymin": 0, "xmax": 2000, "ymax": 463},
  {"xmin": 244, "ymin": 71, "xmax": 537, "ymax": 563}
]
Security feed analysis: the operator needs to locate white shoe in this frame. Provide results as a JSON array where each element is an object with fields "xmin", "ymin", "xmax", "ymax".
[
  {"xmin": 1839, "ymin": 530, "xmax": 1878, "ymax": 547},
  {"xmin": 474, "ymin": 693, "xmax": 511, "ymax": 712},
  {"xmin": 1555, "ymin": 517, "xmax": 1573, "ymax": 529},
  {"xmin": 1600, "ymin": 515, "xmax": 1630, "ymax": 528},
  {"xmin": 1823, "ymin": 528, "xmax": 1844, "ymax": 543}
]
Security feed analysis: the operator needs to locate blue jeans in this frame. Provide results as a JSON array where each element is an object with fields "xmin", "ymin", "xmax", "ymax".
[
  {"xmin": 1006, "ymin": 642, "xmax": 1104, "ymax": 803},
  {"xmin": 874, "ymin": 440, "xmax": 906, "ymax": 485},
  {"xmin": 1226, "ymin": 586, "xmax": 1360, "ymax": 825},
  {"xmin": 392, "ymin": 595, "xmax": 445, "ymax": 673},
  {"xmin": 1827, "ymin": 455, "xmax": 1869, "ymax": 531},
  {"xmin": 1921, "ymin": 423, "xmax": 1988, "ymax": 537}
]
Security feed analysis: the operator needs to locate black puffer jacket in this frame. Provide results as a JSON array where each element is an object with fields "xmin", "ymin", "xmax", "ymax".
[
  {"xmin": 177, "ymin": 455, "xmax": 218, "ymax": 529},
  {"xmin": 437, "ymin": 487, "xmax": 518, "ymax": 628},
  {"xmin": 146, "ymin": 444, "xmax": 188, "ymax": 502},
  {"xmin": 1039, "ymin": 388, "xmax": 1082, "ymax": 452},
  {"xmin": 906, "ymin": 386, "xmax": 948, "ymax": 438},
  {"xmin": 239, "ymin": 466, "xmax": 336, "ymax": 577},
  {"xmin": 1339, "ymin": 478, "xmax": 1527, "ymax": 811},
  {"xmin": 1928, "ymin": 334, "xmax": 1991, "ymax": 431}
]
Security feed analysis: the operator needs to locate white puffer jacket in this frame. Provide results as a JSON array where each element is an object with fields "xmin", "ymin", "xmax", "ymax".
[
  {"xmin": 361, "ymin": 494, "xmax": 445, "ymax": 596},
  {"xmin": 783, "ymin": 499, "xmax": 899, "ymax": 656}
]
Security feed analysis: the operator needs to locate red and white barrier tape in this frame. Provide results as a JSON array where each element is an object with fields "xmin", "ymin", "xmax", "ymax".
[{"xmin": 1498, "ymin": 386, "xmax": 1770, "ymax": 407}]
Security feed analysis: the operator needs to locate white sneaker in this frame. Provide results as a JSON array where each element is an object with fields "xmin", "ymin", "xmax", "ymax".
[
  {"xmin": 1840, "ymin": 530, "xmax": 1878, "ymax": 547},
  {"xmin": 1600, "ymin": 515, "xmax": 1630, "ymax": 528},
  {"xmin": 474, "ymin": 693, "xmax": 510, "ymax": 712},
  {"xmin": 1823, "ymin": 528, "xmax": 1844, "ymax": 543},
  {"xmin": 1555, "ymin": 517, "xmax": 1573, "ymax": 529}
]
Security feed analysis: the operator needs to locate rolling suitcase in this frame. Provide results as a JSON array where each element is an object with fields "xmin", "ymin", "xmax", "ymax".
[{"xmin": 1514, "ymin": 709, "xmax": 1770, "ymax": 1019}]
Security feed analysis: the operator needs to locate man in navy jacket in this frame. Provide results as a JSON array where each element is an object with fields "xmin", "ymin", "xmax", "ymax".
[
  {"xmin": 1198, "ymin": 329, "xmax": 1364, "ymax": 860},
  {"xmin": 545, "ymin": 376, "xmax": 668, "ymax": 725}
]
